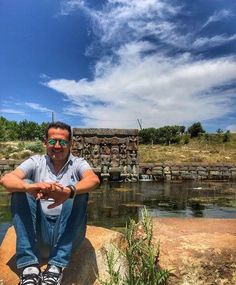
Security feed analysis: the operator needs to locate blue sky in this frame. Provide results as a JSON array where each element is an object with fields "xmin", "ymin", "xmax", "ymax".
[{"xmin": 1, "ymin": 0, "xmax": 236, "ymax": 132}]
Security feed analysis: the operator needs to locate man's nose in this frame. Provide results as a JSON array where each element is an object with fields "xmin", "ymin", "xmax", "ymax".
[{"xmin": 54, "ymin": 141, "xmax": 61, "ymax": 148}]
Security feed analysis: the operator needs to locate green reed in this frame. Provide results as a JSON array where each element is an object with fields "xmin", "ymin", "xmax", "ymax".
[{"xmin": 100, "ymin": 208, "xmax": 170, "ymax": 285}]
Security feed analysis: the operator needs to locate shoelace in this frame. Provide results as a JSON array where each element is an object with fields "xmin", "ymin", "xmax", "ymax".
[
  {"xmin": 20, "ymin": 273, "xmax": 40, "ymax": 285},
  {"xmin": 42, "ymin": 271, "xmax": 61, "ymax": 285}
]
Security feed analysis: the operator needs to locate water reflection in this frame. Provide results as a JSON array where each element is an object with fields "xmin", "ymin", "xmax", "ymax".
[
  {"xmin": 0, "ymin": 181, "xmax": 236, "ymax": 235},
  {"xmin": 88, "ymin": 181, "xmax": 236, "ymax": 230}
]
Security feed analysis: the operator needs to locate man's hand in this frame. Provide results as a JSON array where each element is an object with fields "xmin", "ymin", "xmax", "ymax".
[
  {"xmin": 44, "ymin": 186, "xmax": 71, "ymax": 209},
  {"xmin": 25, "ymin": 182, "xmax": 64, "ymax": 200},
  {"xmin": 25, "ymin": 182, "xmax": 72, "ymax": 208}
]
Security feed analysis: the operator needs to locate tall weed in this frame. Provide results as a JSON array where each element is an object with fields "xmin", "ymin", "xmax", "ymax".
[{"xmin": 100, "ymin": 208, "xmax": 170, "ymax": 285}]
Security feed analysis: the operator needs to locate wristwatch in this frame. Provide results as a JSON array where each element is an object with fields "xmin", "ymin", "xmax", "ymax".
[{"xmin": 66, "ymin": 185, "xmax": 76, "ymax": 199}]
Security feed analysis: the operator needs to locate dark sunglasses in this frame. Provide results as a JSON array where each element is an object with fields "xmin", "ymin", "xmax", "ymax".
[{"xmin": 47, "ymin": 138, "xmax": 69, "ymax": 147}]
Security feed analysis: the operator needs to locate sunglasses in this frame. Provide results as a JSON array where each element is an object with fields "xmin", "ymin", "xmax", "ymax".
[{"xmin": 47, "ymin": 138, "xmax": 69, "ymax": 147}]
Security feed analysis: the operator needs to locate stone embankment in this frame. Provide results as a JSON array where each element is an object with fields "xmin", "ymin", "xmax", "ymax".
[
  {"xmin": 139, "ymin": 162, "xmax": 236, "ymax": 181},
  {"xmin": 1, "ymin": 219, "xmax": 236, "ymax": 285},
  {"xmin": 1, "ymin": 160, "xmax": 236, "ymax": 181}
]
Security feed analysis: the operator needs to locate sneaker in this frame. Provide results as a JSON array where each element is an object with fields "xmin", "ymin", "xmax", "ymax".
[
  {"xmin": 41, "ymin": 265, "xmax": 63, "ymax": 285},
  {"xmin": 19, "ymin": 266, "xmax": 41, "ymax": 285}
]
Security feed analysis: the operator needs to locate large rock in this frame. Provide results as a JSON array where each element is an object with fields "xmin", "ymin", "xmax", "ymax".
[{"xmin": 0, "ymin": 226, "xmax": 125, "ymax": 285}]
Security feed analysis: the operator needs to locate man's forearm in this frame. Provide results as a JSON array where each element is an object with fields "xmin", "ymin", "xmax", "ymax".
[
  {"xmin": 0, "ymin": 173, "xmax": 28, "ymax": 192},
  {"xmin": 74, "ymin": 174, "xmax": 100, "ymax": 194}
]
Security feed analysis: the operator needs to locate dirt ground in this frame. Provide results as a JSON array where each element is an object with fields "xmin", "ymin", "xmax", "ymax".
[
  {"xmin": 1, "ymin": 219, "xmax": 236, "ymax": 285},
  {"xmin": 152, "ymin": 218, "xmax": 236, "ymax": 285}
]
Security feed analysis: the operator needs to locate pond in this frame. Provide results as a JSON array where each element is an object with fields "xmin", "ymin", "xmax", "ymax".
[{"xmin": 1, "ymin": 180, "xmax": 236, "ymax": 243}]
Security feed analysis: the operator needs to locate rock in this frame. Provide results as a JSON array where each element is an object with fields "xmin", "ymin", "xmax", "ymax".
[
  {"xmin": 0, "ymin": 226, "xmax": 125, "ymax": 285},
  {"xmin": 152, "ymin": 218, "xmax": 236, "ymax": 285},
  {"xmin": 1, "ymin": 219, "xmax": 236, "ymax": 285}
]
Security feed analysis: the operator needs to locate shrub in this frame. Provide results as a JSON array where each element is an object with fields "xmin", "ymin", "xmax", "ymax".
[
  {"xmin": 25, "ymin": 140, "xmax": 44, "ymax": 153},
  {"xmin": 187, "ymin": 122, "xmax": 205, "ymax": 138},
  {"xmin": 183, "ymin": 133, "xmax": 190, "ymax": 144},
  {"xmin": 100, "ymin": 208, "xmax": 170, "ymax": 285},
  {"xmin": 17, "ymin": 142, "xmax": 25, "ymax": 151},
  {"xmin": 223, "ymin": 130, "xmax": 230, "ymax": 143}
]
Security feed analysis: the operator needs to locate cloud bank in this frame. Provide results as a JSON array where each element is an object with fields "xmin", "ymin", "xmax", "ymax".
[{"xmin": 46, "ymin": 0, "xmax": 236, "ymax": 129}]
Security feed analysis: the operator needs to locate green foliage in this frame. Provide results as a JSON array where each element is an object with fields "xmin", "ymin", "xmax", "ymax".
[
  {"xmin": 0, "ymin": 116, "xmax": 49, "ymax": 141},
  {"xmin": 139, "ymin": 125, "xmax": 183, "ymax": 145},
  {"xmin": 187, "ymin": 122, "xmax": 205, "ymax": 138},
  {"xmin": 139, "ymin": 128, "xmax": 157, "ymax": 144},
  {"xmin": 17, "ymin": 142, "xmax": 25, "ymax": 151},
  {"xmin": 25, "ymin": 140, "xmax": 44, "ymax": 153},
  {"xmin": 100, "ymin": 208, "xmax": 170, "ymax": 285},
  {"xmin": 223, "ymin": 130, "xmax": 231, "ymax": 142},
  {"xmin": 216, "ymin": 128, "xmax": 224, "ymax": 134},
  {"xmin": 183, "ymin": 133, "xmax": 190, "ymax": 144}
]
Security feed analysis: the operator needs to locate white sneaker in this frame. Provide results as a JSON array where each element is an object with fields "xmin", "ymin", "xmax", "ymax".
[
  {"xmin": 19, "ymin": 266, "xmax": 41, "ymax": 285},
  {"xmin": 41, "ymin": 265, "xmax": 63, "ymax": 285}
]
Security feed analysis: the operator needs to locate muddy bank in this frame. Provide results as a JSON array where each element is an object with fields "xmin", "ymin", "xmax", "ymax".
[{"xmin": 153, "ymin": 218, "xmax": 236, "ymax": 285}]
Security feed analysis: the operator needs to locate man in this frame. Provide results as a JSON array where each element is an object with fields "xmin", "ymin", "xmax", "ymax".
[{"xmin": 0, "ymin": 121, "xmax": 100, "ymax": 285}]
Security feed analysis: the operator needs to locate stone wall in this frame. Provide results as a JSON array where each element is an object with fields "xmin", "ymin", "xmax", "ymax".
[
  {"xmin": 139, "ymin": 163, "xmax": 236, "ymax": 181},
  {"xmin": 72, "ymin": 128, "xmax": 139, "ymax": 181},
  {"xmin": 0, "ymin": 160, "xmax": 21, "ymax": 177},
  {"xmin": 1, "ymin": 160, "xmax": 236, "ymax": 181}
]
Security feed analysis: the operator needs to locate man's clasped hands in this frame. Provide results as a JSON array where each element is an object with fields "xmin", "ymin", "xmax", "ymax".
[{"xmin": 25, "ymin": 182, "xmax": 71, "ymax": 208}]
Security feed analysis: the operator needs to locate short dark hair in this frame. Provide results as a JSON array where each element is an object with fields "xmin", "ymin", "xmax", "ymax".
[{"xmin": 45, "ymin": 121, "xmax": 72, "ymax": 140}]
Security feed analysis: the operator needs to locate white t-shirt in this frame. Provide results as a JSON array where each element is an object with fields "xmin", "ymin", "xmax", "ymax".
[{"xmin": 17, "ymin": 153, "xmax": 92, "ymax": 216}]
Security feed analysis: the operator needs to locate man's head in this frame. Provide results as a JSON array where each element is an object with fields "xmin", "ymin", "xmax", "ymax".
[
  {"xmin": 45, "ymin": 121, "xmax": 72, "ymax": 141},
  {"xmin": 45, "ymin": 121, "xmax": 72, "ymax": 163}
]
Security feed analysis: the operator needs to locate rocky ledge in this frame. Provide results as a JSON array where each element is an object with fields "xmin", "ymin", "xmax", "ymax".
[{"xmin": 1, "ymin": 219, "xmax": 236, "ymax": 285}]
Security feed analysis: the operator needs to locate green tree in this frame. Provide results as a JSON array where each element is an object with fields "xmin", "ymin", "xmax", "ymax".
[
  {"xmin": 187, "ymin": 122, "xmax": 205, "ymax": 138},
  {"xmin": 18, "ymin": 120, "xmax": 42, "ymax": 140},
  {"xmin": 155, "ymin": 125, "xmax": 182, "ymax": 145},
  {"xmin": 0, "ymin": 116, "xmax": 8, "ymax": 141},
  {"xmin": 223, "ymin": 130, "xmax": 230, "ymax": 142},
  {"xmin": 139, "ymin": 128, "xmax": 157, "ymax": 144},
  {"xmin": 40, "ymin": 122, "xmax": 50, "ymax": 140},
  {"xmin": 6, "ymin": 120, "xmax": 19, "ymax": 140}
]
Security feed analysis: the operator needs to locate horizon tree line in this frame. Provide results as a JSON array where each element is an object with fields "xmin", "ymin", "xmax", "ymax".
[{"xmin": 0, "ymin": 116, "xmax": 230, "ymax": 144}]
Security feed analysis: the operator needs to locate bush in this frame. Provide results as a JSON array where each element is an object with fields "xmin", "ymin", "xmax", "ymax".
[
  {"xmin": 25, "ymin": 140, "xmax": 44, "ymax": 153},
  {"xmin": 17, "ymin": 142, "xmax": 25, "ymax": 151},
  {"xmin": 187, "ymin": 122, "xmax": 205, "ymax": 138},
  {"xmin": 223, "ymin": 130, "xmax": 230, "ymax": 142},
  {"xmin": 100, "ymin": 208, "xmax": 170, "ymax": 285},
  {"xmin": 183, "ymin": 133, "xmax": 190, "ymax": 144}
]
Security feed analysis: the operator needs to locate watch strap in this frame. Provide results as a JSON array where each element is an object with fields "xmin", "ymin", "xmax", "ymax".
[{"xmin": 66, "ymin": 185, "xmax": 76, "ymax": 198}]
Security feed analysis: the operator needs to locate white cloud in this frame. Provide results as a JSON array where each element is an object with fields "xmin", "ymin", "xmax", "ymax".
[
  {"xmin": 62, "ymin": 0, "xmax": 182, "ymax": 47},
  {"xmin": 46, "ymin": 45, "xmax": 236, "ymax": 128},
  {"xmin": 0, "ymin": 108, "xmax": 25, "ymax": 114},
  {"xmin": 193, "ymin": 34, "xmax": 236, "ymax": 49},
  {"xmin": 60, "ymin": 0, "xmax": 85, "ymax": 15},
  {"xmin": 50, "ymin": 0, "xmax": 236, "ymax": 128},
  {"xmin": 39, "ymin": 73, "xmax": 51, "ymax": 80},
  {"xmin": 25, "ymin": 102, "xmax": 53, "ymax": 113},
  {"xmin": 202, "ymin": 9, "xmax": 232, "ymax": 29}
]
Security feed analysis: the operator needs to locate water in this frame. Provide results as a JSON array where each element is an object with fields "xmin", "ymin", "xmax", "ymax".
[
  {"xmin": 1, "ymin": 181, "xmax": 236, "ymax": 243},
  {"xmin": 87, "ymin": 181, "xmax": 236, "ymax": 230}
]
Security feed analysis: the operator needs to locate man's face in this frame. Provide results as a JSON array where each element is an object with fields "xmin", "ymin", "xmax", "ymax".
[{"xmin": 45, "ymin": 127, "xmax": 71, "ymax": 163}]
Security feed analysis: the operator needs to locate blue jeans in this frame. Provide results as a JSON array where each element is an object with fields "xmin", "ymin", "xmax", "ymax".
[{"xmin": 11, "ymin": 192, "xmax": 88, "ymax": 269}]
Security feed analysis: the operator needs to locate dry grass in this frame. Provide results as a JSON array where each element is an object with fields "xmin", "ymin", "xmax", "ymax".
[{"xmin": 139, "ymin": 134, "xmax": 236, "ymax": 164}]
